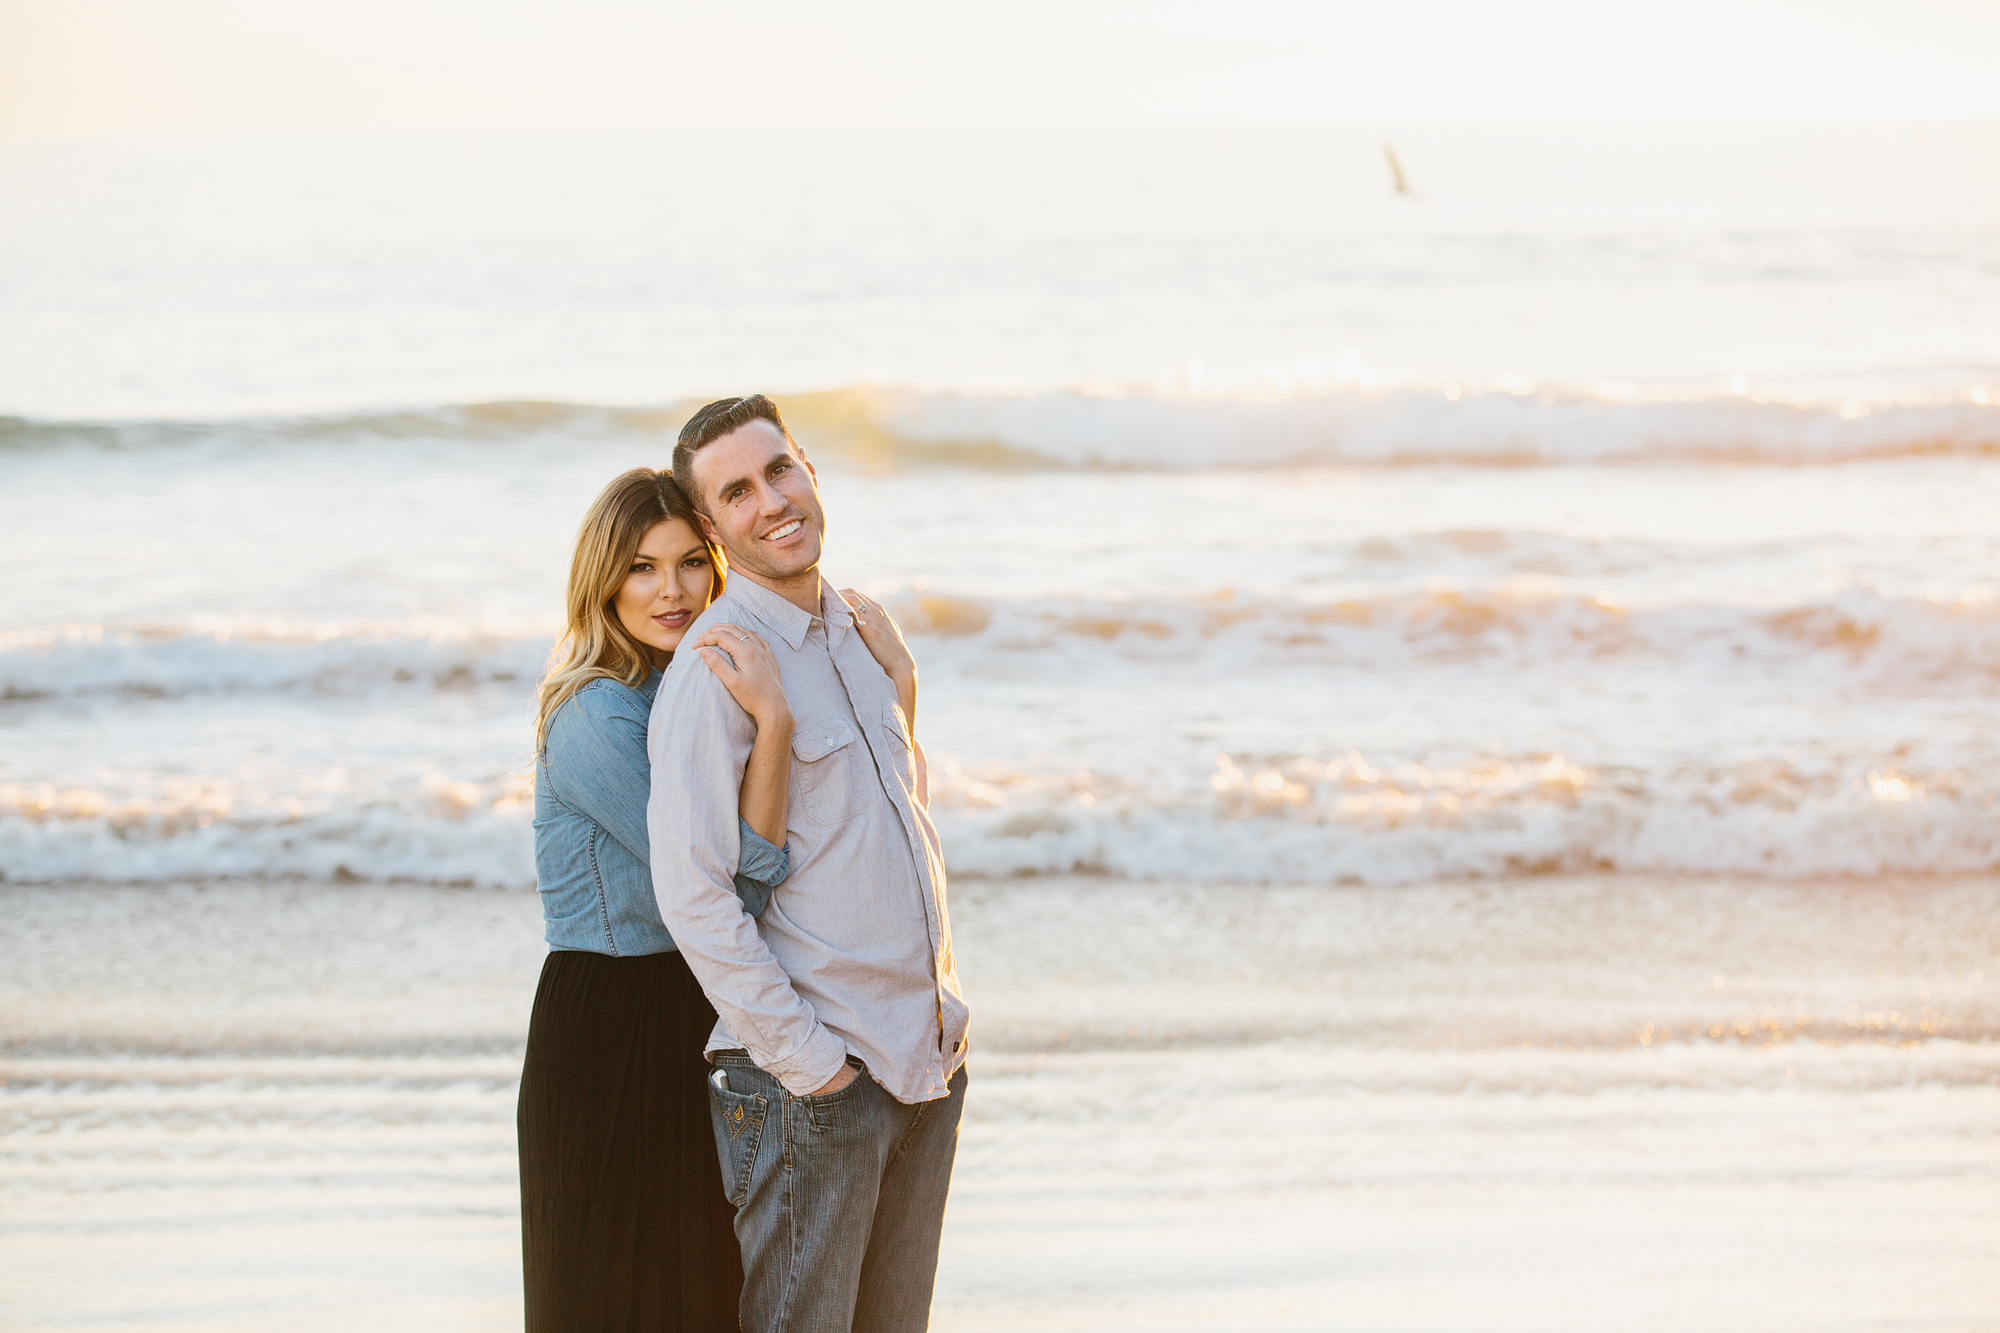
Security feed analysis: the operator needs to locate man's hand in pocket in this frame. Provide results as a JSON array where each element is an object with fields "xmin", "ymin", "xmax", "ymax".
[{"xmin": 811, "ymin": 1064, "xmax": 859, "ymax": 1097}]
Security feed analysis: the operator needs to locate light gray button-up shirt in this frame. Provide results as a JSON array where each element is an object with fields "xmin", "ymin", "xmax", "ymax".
[{"xmin": 647, "ymin": 573, "xmax": 970, "ymax": 1104}]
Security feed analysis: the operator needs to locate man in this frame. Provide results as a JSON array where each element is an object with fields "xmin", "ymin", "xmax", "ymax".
[{"xmin": 647, "ymin": 395, "xmax": 970, "ymax": 1333}]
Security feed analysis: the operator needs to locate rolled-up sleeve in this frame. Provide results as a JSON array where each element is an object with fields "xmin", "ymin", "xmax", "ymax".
[
  {"xmin": 732, "ymin": 822, "xmax": 788, "ymax": 917},
  {"xmin": 648, "ymin": 653, "xmax": 847, "ymax": 1095}
]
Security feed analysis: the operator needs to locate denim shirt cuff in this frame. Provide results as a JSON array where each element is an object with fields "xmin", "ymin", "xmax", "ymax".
[{"xmin": 735, "ymin": 817, "xmax": 791, "ymax": 887}]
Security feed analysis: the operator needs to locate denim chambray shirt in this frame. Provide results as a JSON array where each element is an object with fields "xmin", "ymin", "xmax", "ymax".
[{"xmin": 535, "ymin": 669, "xmax": 787, "ymax": 954}]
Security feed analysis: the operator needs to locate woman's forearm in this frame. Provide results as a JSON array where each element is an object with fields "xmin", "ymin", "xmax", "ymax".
[
  {"xmin": 899, "ymin": 674, "xmax": 926, "ymax": 809},
  {"xmin": 737, "ymin": 717, "xmax": 794, "ymax": 846}
]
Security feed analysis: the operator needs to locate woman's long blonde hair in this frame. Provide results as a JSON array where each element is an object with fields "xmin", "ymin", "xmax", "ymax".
[{"xmin": 534, "ymin": 468, "xmax": 719, "ymax": 755}]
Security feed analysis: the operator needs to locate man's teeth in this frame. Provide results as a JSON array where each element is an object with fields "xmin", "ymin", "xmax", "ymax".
[{"xmin": 767, "ymin": 520, "xmax": 804, "ymax": 540}]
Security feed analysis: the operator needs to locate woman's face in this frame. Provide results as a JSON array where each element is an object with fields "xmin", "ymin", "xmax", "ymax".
[{"xmin": 613, "ymin": 518, "xmax": 717, "ymax": 665}]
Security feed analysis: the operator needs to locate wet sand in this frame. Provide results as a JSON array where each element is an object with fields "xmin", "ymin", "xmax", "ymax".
[{"xmin": 3, "ymin": 875, "xmax": 1997, "ymax": 1331}]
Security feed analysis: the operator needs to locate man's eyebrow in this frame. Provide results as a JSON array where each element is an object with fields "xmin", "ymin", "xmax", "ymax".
[{"xmin": 714, "ymin": 450, "xmax": 795, "ymax": 499}]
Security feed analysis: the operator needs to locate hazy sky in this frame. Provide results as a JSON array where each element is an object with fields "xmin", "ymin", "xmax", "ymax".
[{"xmin": 5, "ymin": 0, "xmax": 2000, "ymax": 137}]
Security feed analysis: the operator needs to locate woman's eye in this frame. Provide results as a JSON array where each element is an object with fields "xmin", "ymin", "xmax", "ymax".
[{"xmin": 631, "ymin": 563, "xmax": 651, "ymax": 573}]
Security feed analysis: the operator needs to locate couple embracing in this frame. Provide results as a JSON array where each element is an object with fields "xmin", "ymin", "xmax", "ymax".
[{"xmin": 518, "ymin": 396, "xmax": 971, "ymax": 1333}]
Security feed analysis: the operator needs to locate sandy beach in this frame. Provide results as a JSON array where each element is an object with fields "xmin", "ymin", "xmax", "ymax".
[{"xmin": 5, "ymin": 873, "xmax": 1995, "ymax": 1332}]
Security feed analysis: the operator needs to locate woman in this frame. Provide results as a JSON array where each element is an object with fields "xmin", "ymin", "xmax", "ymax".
[
  {"xmin": 519, "ymin": 467, "xmax": 786, "ymax": 1333},
  {"xmin": 517, "ymin": 466, "xmax": 920, "ymax": 1332}
]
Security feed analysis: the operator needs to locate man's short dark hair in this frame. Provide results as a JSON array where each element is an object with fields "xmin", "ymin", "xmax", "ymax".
[{"xmin": 672, "ymin": 395, "xmax": 797, "ymax": 511}]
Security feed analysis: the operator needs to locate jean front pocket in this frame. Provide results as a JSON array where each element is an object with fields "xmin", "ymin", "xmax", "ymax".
[
  {"xmin": 801, "ymin": 1065, "xmax": 880, "ymax": 1136},
  {"xmin": 706, "ymin": 1071, "xmax": 769, "ymax": 1208}
]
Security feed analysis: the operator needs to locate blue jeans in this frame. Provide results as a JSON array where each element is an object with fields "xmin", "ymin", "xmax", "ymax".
[{"xmin": 707, "ymin": 1051, "xmax": 966, "ymax": 1333}]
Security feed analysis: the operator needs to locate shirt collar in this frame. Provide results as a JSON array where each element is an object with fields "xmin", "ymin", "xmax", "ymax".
[{"xmin": 725, "ymin": 571, "xmax": 850, "ymax": 651}]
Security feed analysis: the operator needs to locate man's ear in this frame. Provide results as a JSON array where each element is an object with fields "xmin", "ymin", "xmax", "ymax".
[
  {"xmin": 696, "ymin": 510, "xmax": 719, "ymax": 544},
  {"xmin": 801, "ymin": 449, "xmax": 818, "ymax": 486}
]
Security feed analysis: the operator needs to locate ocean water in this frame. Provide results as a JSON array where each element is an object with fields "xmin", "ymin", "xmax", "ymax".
[
  {"xmin": 3, "ymin": 122, "xmax": 1999, "ymax": 890},
  {"xmin": 9, "ymin": 122, "xmax": 2000, "ymax": 1333}
]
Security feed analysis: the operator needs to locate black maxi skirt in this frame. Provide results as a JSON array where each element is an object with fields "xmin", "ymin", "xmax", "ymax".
[{"xmin": 518, "ymin": 949, "xmax": 742, "ymax": 1333}]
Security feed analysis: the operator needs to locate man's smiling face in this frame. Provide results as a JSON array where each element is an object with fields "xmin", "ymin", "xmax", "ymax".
[{"xmin": 687, "ymin": 418, "xmax": 827, "ymax": 589}]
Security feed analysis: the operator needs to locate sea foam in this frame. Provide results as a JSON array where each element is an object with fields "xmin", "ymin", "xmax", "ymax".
[
  {"xmin": 9, "ymin": 584, "xmax": 1996, "ymax": 701},
  {"xmin": 4, "ymin": 745, "xmax": 1997, "ymax": 888}
]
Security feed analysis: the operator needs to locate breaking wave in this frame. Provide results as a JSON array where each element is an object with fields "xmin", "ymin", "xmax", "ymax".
[
  {"xmin": 0, "ymin": 623, "xmax": 548, "ymax": 700},
  {"xmin": 925, "ymin": 751, "xmax": 2000, "ymax": 884},
  {"xmin": 6, "ymin": 379, "xmax": 1999, "ymax": 468},
  {"xmin": 898, "ymin": 585, "xmax": 2000, "ymax": 687},
  {"xmin": 4, "ymin": 746, "xmax": 1997, "ymax": 888},
  {"xmin": 8, "ymin": 584, "xmax": 1998, "ymax": 701},
  {"xmin": 863, "ymin": 383, "xmax": 2000, "ymax": 468},
  {"xmin": 9, "ymin": 586, "xmax": 1999, "ymax": 887},
  {"xmin": 0, "ymin": 774, "xmax": 535, "ymax": 886}
]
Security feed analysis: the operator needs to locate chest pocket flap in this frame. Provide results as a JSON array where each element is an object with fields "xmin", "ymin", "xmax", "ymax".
[
  {"xmin": 793, "ymin": 718, "xmax": 857, "ymax": 764},
  {"xmin": 792, "ymin": 717, "xmax": 863, "ymax": 826}
]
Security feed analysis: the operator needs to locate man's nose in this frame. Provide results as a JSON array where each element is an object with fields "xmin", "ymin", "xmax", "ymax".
[{"xmin": 753, "ymin": 479, "xmax": 788, "ymax": 514}]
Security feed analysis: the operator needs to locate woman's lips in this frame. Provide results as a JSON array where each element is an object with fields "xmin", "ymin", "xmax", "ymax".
[{"xmin": 654, "ymin": 610, "xmax": 691, "ymax": 629}]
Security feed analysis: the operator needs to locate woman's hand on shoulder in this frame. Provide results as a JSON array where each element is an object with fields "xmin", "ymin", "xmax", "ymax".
[
  {"xmin": 839, "ymin": 590, "xmax": 916, "ymax": 688},
  {"xmin": 839, "ymin": 589, "xmax": 918, "ymax": 729},
  {"xmin": 691, "ymin": 624, "xmax": 793, "ymax": 735}
]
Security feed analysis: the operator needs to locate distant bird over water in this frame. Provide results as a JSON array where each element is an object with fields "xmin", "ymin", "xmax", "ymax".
[{"xmin": 1383, "ymin": 141, "xmax": 1411, "ymax": 195}]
